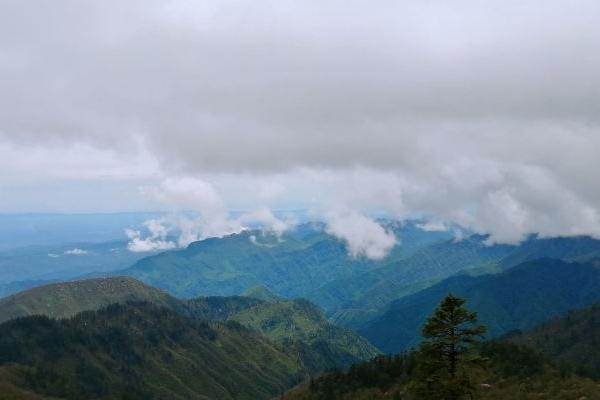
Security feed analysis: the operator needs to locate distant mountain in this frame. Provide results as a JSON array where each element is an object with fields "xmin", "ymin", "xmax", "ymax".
[
  {"xmin": 0, "ymin": 277, "xmax": 180, "ymax": 323},
  {"xmin": 0, "ymin": 302, "xmax": 304, "ymax": 400},
  {"xmin": 115, "ymin": 224, "xmax": 502, "ymax": 321},
  {"xmin": 361, "ymin": 258, "xmax": 600, "ymax": 353},
  {"xmin": 0, "ymin": 212, "xmax": 164, "ymax": 252},
  {"xmin": 117, "ymin": 222, "xmax": 456, "ymax": 299},
  {"xmin": 242, "ymin": 285, "xmax": 281, "ymax": 301},
  {"xmin": 498, "ymin": 235, "xmax": 600, "ymax": 268},
  {"xmin": 0, "ymin": 240, "xmax": 149, "ymax": 286},
  {"xmin": 507, "ymin": 301, "xmax": 600, "ymax": 378},
  {"xmin": 310, "ymin": 235, "xmax": 515, "ymax": 328},
  {"xmin": 114, "ymin": 225, "xmax": 600, "ymax": 334}
]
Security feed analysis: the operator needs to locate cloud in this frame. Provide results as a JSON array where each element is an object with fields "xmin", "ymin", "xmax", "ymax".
[
  {"xmin": 125, "ymin": 220, "xmax": 177, "ymax": 252},
  {"xmin": 416, "ymin": 220, "xmax": 448, "ymax": 232},
  {"xmin": 127, "ymin": 177, "xmax": 294, "ymax": 251},
  {"xmin": 324, "ymin": 208, "xmax": 397, "ymax": 260},
  {"xmin": 63, "ymin": 248, "xmax": 88, "ymax": 255},
  {"xmin": 238, "ymin": 207, "xmax": 295, "ymax": 236},
  {"xmin": 2, "ymin": 1, "xmax": 600, "ymax": 250}
]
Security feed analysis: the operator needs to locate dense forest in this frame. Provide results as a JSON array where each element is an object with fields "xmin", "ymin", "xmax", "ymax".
[{"xmin": 284, "ymin": 295, "xmax": 600, "ymax": 400}]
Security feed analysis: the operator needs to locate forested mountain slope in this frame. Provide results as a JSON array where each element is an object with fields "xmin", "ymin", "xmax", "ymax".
[
  {"xmin": 361, "ymin": 258, "xmax": 600, "ymax": 353},
  {"xmin": 0, "ymin": 302, "xmax": 304, "ymax": 400},
  {"xmin": 0, "ymin": 277, "xmax": 379, "ymax": 375},
  {"xmin": 508, "ymin": 300, "xmax": 600, "ymax": 378}
]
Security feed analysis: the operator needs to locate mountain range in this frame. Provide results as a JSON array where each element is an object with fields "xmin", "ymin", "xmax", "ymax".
[
  {"xmin": 0, "ymin": 277, "xmax": 379, "ymax": 381},
  {"xmin": 113, "ymin": 224, "xmax": 600, "ymax": 333}
]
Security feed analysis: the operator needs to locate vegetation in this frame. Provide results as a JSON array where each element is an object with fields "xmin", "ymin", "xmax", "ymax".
[
  {"xmin": 228, "ymin": 298, "xmax": 380, "ymax": 373},
  {"xmin": 361, "ymin": 258, "xmax": 600, "ymax": 353},
  {"xmin": 0, "ymin": 302, "xmax": 305, "ymax": 399},
  {"xmin": 0, "ymin": 277, "xmax": 181, "ymax": 323},
  {"xmin": 414, "ymin": 294, "xmax": 487, "ymax": 399},
  {"xmin": 508, "ymin": 301, "xmax": 600, "ymax": 379},
  {"xmin": 284, "ymin": 296, "xmax": 600, "ymax": 400},
  {"xmin": 0, "ymin": 277, "xmax": 379, "ymax": 376},
  {"xmin": 117, "ymin": 223, "xmax": 464, "ymax": 318},
  {"xmin": 117, "ymin": 224, "xmax": 600, "ymax": 335}
]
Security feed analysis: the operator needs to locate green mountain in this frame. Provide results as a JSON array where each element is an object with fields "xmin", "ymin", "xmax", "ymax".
[
  {"xmin": 0, "ymin": 277, "xmax": 180, "ymax": 323},
  {"xmin": 117, "ymin": 222, "xmax": 457, "ymax": 299},
  {"xmin": 0, "ymin": 277, "xmax": 379, "ymax": 375},
  {"xmin": 361, "ymin": 258, "xmax": 600, "ymax": 353},
  {"xmin": 116, "ymin": 225, "xmax": 516, "ymax": 326},
  {"xmin": 226, "ymin": 298, "xmax": 380, "ymax": 373},
  {"xmin": 115, "ymin": 225, "xmax": 600, "ymax": 334},
  {"xmin": 498, "ymin": 235, "xmax": 600, "ymax": 268},
  {"xmin": 242, "ymin": 285, "xmax": 281, "ymax": 301},
  {"xmin": 184, "ymin": 295, "xmax": 380, "ymax": 373},
  {"xmin": 0, "ymin": 302, "xmax": 304, "ymax": 400},
  {"xmin": 310, "ymin": 235, "xmax": 515, "ymax": 328},
  {"xmin": 507, "ymin": 300, "xmax": 600, "ymax": 378}
]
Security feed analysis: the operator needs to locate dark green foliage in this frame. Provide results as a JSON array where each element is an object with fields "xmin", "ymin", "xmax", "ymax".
[
  {"xmin": 508, "ymin": 301, "xmax": 600, "ymax": 379},
  {"xmin": 287, "ymin": 353, "xmax": 417, "ymax": 400},
  {"xmin": 361, "ymin": 258, "xmax": 600, "ymax": 353},
  {"xmin": 414, "ymin": 294, "xmax": 487, "ymax": 400},
  {"xmin": 283, "ymin": 332, "xmax": 599, "ymax": 400},
  {"xmin": 478, "ymin": 342, "xmax": 545, "ymax": 379},
  {"xmin": 225, "ymin": 297, "xmax": 381, "ymax": 373},
  {"xmin": 184, "ymin": 295, "xmax": 264, "ymax": 320},
  {"xmin": 0, "ymin": 275, "xmax": 379, "ymax": 379},
  {"xmin": 0, "ymin": 302, "xmax": 305, "ymax": 400}
]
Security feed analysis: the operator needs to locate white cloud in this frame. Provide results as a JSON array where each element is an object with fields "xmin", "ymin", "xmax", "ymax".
[
  {"xmin": 416, "ymin": 220, "xmax": 449, "ymax": 232},
  {"xmin": 2, "ymin": 1, "xmax": 600, "ymax": 249},
  {"xmin": 127, "ymin": 177, "xmax": 295, "ymax": 251},
  {"xmin": 324, "ymin": 208, "xmax": 397, "ymax": 260},
  {"xmin": 125, "ymin": 221, "xmax": 177, "ymax": 252},
  {"xmin": 63, "ymin": 248, "xmax": 88, "ymax": 255}
]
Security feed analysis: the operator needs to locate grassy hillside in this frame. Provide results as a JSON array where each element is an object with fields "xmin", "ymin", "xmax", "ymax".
[
  {"xmin": 242, "ymin": 285, "xmax": 281, "ymax": 301},
  {"xmin": 0, "ymin": 277, "xmax": 180, "ymax": 323},
  {"xmin": 361, "ymin": 258, "xmax": 600, "ymax": 353},
  {"xmin": 0, "ymin": 302, "xmax": 304, "ymax": 400},
  {"xmin": 227, "ymin": 298, "xmax": 380, "ymax": 373},
  {"xmin": 508, "ymin": 301, "xmax": 600, "ymax": 378}
]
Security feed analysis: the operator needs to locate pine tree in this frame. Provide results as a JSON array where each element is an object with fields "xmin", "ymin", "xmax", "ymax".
[{"xmin": 416, "ymin": 294, "xmax": 487, "ymax": 400}]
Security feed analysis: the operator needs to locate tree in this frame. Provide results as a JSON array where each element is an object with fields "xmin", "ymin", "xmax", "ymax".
[{"xmin": 415, "ymin": 294, "xmax": 487, "ymax": 400}]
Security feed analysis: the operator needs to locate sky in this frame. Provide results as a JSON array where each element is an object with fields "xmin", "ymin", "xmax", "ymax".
[{"xmin": 1, "ymin": 1, "xmax": 600, "ymax": 257}]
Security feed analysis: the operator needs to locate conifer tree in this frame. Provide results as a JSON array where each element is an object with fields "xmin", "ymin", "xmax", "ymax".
[{"xmin": 416, "ymin": 294, "xmax": 487, "ymax": 400}]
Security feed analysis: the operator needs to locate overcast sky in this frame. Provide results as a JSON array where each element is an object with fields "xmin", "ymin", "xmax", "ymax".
[{"xmin": 1, "ymin": 1, "xmax": 600, "ymax": 255}]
